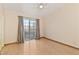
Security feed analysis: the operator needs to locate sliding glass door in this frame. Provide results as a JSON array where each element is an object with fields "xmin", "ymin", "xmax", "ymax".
[
  {"xmin": 18, "ymin": 16, "xmax": 40, "ymax": 43},
  {"xmin": 23, "ymin": 17, "xmax": 39, "ymax": 41}
]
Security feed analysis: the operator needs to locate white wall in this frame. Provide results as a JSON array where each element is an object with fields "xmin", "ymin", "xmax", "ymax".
[
  {"xmin": 0, "ymin": 4, "xmax": 4, "ymax": 50},
  {"xmin": 1, "ymin": 3, "xmax": 79, "ymax": 49},
  {"xmin": 4, "ymin": 10, "xmax": 18, "ymax": 44},
  {"xmin": 3, "ymin": 4, "xmax": 43, "ymax": 44},
  {"xmin": 43, "ymin": 4, "xmax": 79, "ymax": 48}
]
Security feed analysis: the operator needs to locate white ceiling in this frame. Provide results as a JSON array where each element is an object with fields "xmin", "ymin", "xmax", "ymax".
[{"xmin": 3, "ymin": 3, "xmax": 64, "ymax": 17}]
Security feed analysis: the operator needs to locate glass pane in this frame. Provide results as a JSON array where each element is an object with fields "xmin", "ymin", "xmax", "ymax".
[
  {"xmin": 23, "ymin": 18, "xmax": 30, "ymax": 40},
  {"xmin": 24, "ymin": 20, "xmax": 29, "ymax": 33},
  {"xmin": 23, "ymin": 18, "xmax": 37, "ymax": 40},
  {"xmin": 30, "ymin": 20, "xmax": 36, "ymax": 39}
]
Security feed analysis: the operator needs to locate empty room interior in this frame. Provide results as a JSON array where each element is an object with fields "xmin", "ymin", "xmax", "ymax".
[{"xmin": 0, "ymin": 3, "xmax": 79, "ymax": 55}]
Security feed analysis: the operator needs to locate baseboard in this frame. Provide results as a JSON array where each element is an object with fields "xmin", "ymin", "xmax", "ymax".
[
  {"xmin": 3, "ymin": 37, "xmax": 79, "ymax": 50},
  {"xmin": 4, "ymin": 37, "xmax": 43, "ymax": 46},
  {"xmin": 4, "ymin": 42, "xmax": 18, "ymax": 46},
  {"xmin": 4, "ymin": 37, "xmax": 43, "ymax": 45},
  {"xmin": 40, "ymin": 37, "xmax": 45, "ymax": 39},
  {"xmin": 41, "ymin": 37, "xmax": 79, "ymax": 50}
]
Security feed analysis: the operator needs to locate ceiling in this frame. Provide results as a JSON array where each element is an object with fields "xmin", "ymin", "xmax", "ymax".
[{"xmin": 3, "ymin": 3, "xmax": 64, "ymax": 18}]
